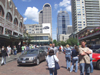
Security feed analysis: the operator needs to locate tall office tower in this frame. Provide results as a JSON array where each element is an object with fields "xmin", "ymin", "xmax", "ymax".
[
  {"xmin": 57, "ymin": 11, "xmax": 70, "ymax": 41},
  {"xmin": 39, "ymin": 10, "xmax": 43, "ymax": 24},
  {"xmin": 39, "ymin": 3, "xmax": 52, "ymax": 37},
  {"xmin": 71, "ymin": 0, "xmax": 100, "ymax": 32}
]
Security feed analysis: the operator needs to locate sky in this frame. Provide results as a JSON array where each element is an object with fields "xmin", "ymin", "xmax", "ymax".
[{"xmin": 13, "ymin": 0, "xmax": 72, "ymax": 40}]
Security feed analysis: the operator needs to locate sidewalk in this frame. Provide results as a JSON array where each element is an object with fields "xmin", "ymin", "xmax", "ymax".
[{"xmin": 0, "ymin": 53, "xmax": 21, "ymax": 64}]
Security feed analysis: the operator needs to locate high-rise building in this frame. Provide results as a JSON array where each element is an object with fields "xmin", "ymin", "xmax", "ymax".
[
  {"xmin": 39, "ymin": 3, "xmax": 52, "ymax": 37},
  {"xmin": 57, "ymin": 11, "xmax": 70, "ymax": 41},
  {"xmin": 71, "ymin": 0, "xmax": 100, "ymax": 32},
  {"xmin": 66, "ymin": 25, "xmax": 73, "ymax": 34}
]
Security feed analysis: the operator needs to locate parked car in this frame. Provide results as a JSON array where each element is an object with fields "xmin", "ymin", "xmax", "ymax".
[
  {"xmin": 38, "ymin": 46, "xmax": 49, "ymax": 54},
  {"xmin": 17, "ymin": 48, "xmax": 47, "ymax": 65},
  {"xmin": 89, "ymin": 44, "xmax": 100, "ymax": 52},
  {"xmin": 92, "ymin": 48, "xmax": 100, "ymax": 69}
]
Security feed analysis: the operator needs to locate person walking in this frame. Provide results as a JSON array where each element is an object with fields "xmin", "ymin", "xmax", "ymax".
[
  {"xmin": 79, "ymin": 41, "xmax": 92, "ymax": 75},
  {"xmin": 70, "ymin": 46, "xmax": 79, "ymax": 73},
  {"xmin": 21, "ymin": 45, "xmax": 25, "ymax": 54},
  {"xmin": 1, "ymin": 46, "xmax": 7, "ymax": 66},
  {"xmin": 46, "ymin": 49, "xmax": 59, "ymax": 75},
  {"xmin": 64, "ymin": 44, "xmax": 72, "ymax": 70},
  {"xmin": 7, "ymin": 45, "xmax": 11, "ymax": 57},
  {"xmin": 87, "ymin": 45, "xmax": 93, "ymax": 73},
  {"xmin": 13, "ymin": 46, "xmax": 17, "ymax": 55},
  {"xmin": 50, "ymin": 43, "xmax": 58, "ymax": 58}
]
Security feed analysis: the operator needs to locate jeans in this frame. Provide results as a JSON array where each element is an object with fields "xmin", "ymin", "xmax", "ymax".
[
  {"xmin": 90, "ymin": 57, "xmax": 93, "ymax": 73},
  {"xmin": 80, "ymin": 63, "xmax": 90, "ymax": 75},
  {"xmin": 21, "ymin": 50, "xmax": 24, "ymax": 54},
  {"xmin": 14, "ymin": 50, "xmax": 17, "ymax": 55},
  {"xmin": 1, "ymin": 56, "xmax": 6, "ymax": 65},
  {"xmin": 49, "ymin": 68, "xmax": 57, "ymax": 75},
  {"xmin": 66, "ymin": 56, "xmax": 71, "ymax": 69},
  {"xmin": 70, "ymin": 57, "xmax": 78, "ymax": 72}
]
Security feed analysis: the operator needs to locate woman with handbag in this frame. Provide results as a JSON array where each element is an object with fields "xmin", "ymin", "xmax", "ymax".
[
  {"xmin": 46, "ymin": 49, "xmax": 59, "ymax": 75},
  {"xmin": 70, "ymin": 46, "xmax": 79, "ymax": 73}
]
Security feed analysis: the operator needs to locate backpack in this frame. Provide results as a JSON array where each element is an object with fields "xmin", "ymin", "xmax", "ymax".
[{"xmin": 65, "ymin": 48, "xmax": 71, "ymax": 57}]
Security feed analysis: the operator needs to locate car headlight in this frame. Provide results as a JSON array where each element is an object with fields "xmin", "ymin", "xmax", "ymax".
[{"xmin": 29, "ymin": 57, "xmax": 34, "ymax": 60}]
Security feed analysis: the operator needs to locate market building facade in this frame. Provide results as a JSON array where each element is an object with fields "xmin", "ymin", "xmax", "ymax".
[{"xmin": 0, "ymin": 0, "xmax": 25, "ymax": 48}]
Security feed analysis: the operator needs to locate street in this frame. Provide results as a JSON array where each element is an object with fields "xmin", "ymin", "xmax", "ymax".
[{"xmin": 0, "ymin": 53, "xmax": 99, "ymax": 75}]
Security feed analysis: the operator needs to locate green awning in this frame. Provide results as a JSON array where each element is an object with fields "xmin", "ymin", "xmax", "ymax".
[{"xmin": 0, "ymin": 34, "xmax": 10, "ymax": 39}]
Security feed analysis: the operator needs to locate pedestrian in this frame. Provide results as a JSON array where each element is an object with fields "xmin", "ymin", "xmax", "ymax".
[
  {"xmin": 64, "ymin": 44, "xmax": 72, "ymax": 70},
  {"xmin": 21, "ymin": 45, "xmax": 25, "ymax": 54},
  {"xmin": 70, "ymin": 46, "xmax": 79, "ymax": 73},
  {"xmin": 1, "ymin": 46, "xmax": 7, "ymax": 66},
  {"xmin": 87, "ymin": 45, "xmax": 93, "ymax": 73},
  {"xmin": 50, "ymin": 43, "xmax": 58, "ymax": 58},
  {"xmin": 7, "ymin": 45, "xmax": 11, "ymax": 57},
  {"xmin": 79, "ymin": 41, "xmax": 92, "ymax": 75},
  {"xmin": 25, "ymin": 45, "xmax": 30, "ymax": 51},
  {"xmin": 13, "ymin": 46, "xmax": 17, "ymax": 55},
  {"xmin": 46, "ymin": 49, "xmax": 59, "ymax": 75}
]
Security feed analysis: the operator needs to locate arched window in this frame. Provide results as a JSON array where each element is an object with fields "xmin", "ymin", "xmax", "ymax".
[
  {"xmin": 44, "ymin": 4, "xmax": 50, "ymax": 7},
  {"xmin": 19, "ymin": 22, "xmax": 22, "ymax": 28},
  {"xmin": 6, "ymin": 12, "xmax": 12, "ymax": 22},
  {"xmin": 0, "ymin": 5, "xmax": 4, "ymax": 17},
  {"xmin": 14, "ymin": 18, "xmax": 18, "ymax": 26}
]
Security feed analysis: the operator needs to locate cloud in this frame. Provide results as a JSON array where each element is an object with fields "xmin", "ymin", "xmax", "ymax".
[
  {"xmin": 55, "ymin": 0, "xmax": 71, "ymax": 12},
  {"xmin": 22, "ymin": 0, "xmax": 31, "ymax": 2},
  {"xmin": 24, "ymin": 6, "xmax": 39, "ymax": 22},
  {"xmin": 54, "ymin": 4, "xmax": 58, "ymax": 9},
  {"xmin": 23, "ymin": 17, "xmax": 27, "ymax": 22}
]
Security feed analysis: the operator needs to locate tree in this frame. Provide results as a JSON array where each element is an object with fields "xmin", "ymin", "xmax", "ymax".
[
  {"xmin": 60, "ymin": 41, "xmax": 66, "ymax": 46},
  {"xmin": 66, "ymin": 38, "xmax": 78, "ymax": 46},
  {"xmin": 53, "ymin": 39, "xmax": 58, "ymax": 46}
]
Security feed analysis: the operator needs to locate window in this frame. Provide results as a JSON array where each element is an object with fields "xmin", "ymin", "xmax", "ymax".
[
  {"xmin": 14, "ymin": 18, "xmax": 18, "ymax": 26},
  {"xmin": 78, "ymin": 24, "xmax": 82, "ymax": 26},
  {"xmin": 44, "ymin": 4, "xmax": 50, "ymax": 7},
  {"xmin": 19, "ymin": 22, "xmax": 22, "ymax": 28},
  {"xmin": 0, "ymin": 26, "xmax": 3, "ymax": 34},
  {"xmin": 78, "ymin": 21, "xmax": 81, "ymax": 23},
  {"xmin": 83, "ymin": 21, "xmax": 85, "ymax": 23},
  {"xmin": 5, "ymin": 28, "xmax": 12, "ymax": 35},
  {"xmin": 6, "ymin": 12, "xmax": 12, "ymax": 22},
  {"xmin": 78, "ymin": 27, "xmax": 82, "ymax": 28},
  {"xmin": 0, "ymin": 6, "xmax": 4, "ymax": 17}
]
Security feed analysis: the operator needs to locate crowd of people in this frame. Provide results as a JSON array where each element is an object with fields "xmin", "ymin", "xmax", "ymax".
[
  {"xmin": 0, "ymin": 41, "xmax": 94, "ymax": 75},
  {"xmin": 46, "ymin": 41, "xmax": 93, "ymax": 75}
]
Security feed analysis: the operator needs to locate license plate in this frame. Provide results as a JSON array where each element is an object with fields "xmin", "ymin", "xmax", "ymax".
[{"xmin": 22, "ymin": 61, "xmax": 26, "ymax": 63}]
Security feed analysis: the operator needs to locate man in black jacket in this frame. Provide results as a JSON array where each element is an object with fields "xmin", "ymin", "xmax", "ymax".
[{"xmin": 1, "ymin": 46, "xmax": 7, "ymax": 66}]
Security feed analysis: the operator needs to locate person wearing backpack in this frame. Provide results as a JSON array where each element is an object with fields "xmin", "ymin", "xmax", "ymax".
[
  {"xmin": 64, "ymin": 44, "xmax": 72, "ymax": 70},
  {"xmin": 46, "ymin": 49, "xmax": 59, "ymax": 75}
]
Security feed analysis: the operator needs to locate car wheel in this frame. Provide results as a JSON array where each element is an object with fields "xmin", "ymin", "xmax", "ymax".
[
  {"xmin": 36, "ymin": 59, "xmax": 40, "ymax": 65},
  {"xmin": 97, "ymin": 61, "xmax": 100, "ymax": 70}
]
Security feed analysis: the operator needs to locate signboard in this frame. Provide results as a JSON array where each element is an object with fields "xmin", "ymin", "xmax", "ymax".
[{"xmin": 42, "ymin": 23, "xmax": 51, "ymax": 34}]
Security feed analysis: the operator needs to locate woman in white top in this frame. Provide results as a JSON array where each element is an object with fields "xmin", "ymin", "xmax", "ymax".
[{"xmin": 46, "ymin": 49, "xmax": 59, "ymax": 75}]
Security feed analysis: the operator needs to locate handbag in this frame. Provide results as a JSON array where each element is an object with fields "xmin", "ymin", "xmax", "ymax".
[{"xmin": 53, "ymin": 56, "xmax": 60, "ymax": 70}]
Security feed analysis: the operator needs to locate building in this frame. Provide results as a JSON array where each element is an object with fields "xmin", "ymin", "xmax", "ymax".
[
  {"xmin": 71, "ymin": 0, "xmax": 100, "ymax": 33},
  {"xmin": 59, "ymin": 34, "xmax": 71, "ymax": 42},
  {"xmin": 66, "ymin": 25, "xmax": 73, "ymax": 34},
  {"xmin": 0, "ymin": 0, "xmax": 25, "ymax": 48},
  {"xmin": 25, "ymin": 24, "xmax": 52, "ymax": 45},
  {"xmin": 57, "ymin": 11, "xmax": 70, "ymax": 41},
  {"xmin": 77, "ymin": 26, "xmax": 100, "ymax": 44},
  {"xmin": 25, "ymin": 24, "xmax": 42, "ymax": 34},
  {"xmin": 39, "ymin": 3, "xmax": 52, "ymax": 37}
]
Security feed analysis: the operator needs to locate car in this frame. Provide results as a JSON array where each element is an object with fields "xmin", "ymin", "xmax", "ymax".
[
  {"xmin": 17, "ymin": 48, "xmax": 47, "ymax": 65},
  {"xmin": 88, "ymin": 44, "xmax": 100, "ymax": 52},
  {"xmin": 92, "ymin": 49, "xmax": 100, "ymax": 69},
  {"xmin": 43, "ymin": 26, "xmax": 49, "ymax": 29},
  {"xmin": 38, "ymin": 46, "xmax": 49, "ymax": 54}
]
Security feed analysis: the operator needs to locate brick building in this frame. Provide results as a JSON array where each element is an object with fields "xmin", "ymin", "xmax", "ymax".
[{"xmin": 0, "ymin": 0, "xmax": 25, "ymax": 48}]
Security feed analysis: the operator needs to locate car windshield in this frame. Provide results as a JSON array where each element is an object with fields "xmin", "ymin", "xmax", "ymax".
[
  {"xmin": 26, "ymin": 50, "xmax": 38, "ymax": 54},
  {"xmin": 94, "ymin": 49, "xmax": 100, "ymax": 53}
]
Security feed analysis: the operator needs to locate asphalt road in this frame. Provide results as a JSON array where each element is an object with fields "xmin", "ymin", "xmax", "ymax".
[{"xmin": 0, "ymin": 53, "xmax": 99, "ymax": 75}]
